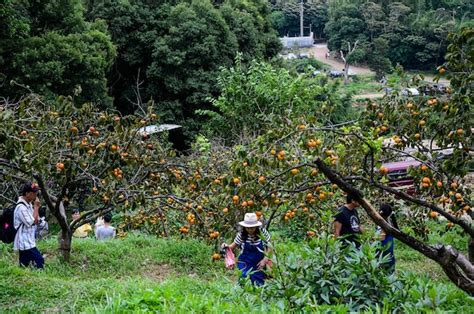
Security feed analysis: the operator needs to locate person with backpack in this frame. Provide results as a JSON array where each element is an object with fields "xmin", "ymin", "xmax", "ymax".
[
  {"xmin": 221, "ymin": 212, "xmax": 272, "ymax": 286},
  {"xmin": 13, "ymin": 182, "xmax": 44, "ymax": 269}
]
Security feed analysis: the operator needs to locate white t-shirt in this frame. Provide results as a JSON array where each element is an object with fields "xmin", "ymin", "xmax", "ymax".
[{"xmin": 95, "ymin": 225, "xmax": 115, "ymax": 241}]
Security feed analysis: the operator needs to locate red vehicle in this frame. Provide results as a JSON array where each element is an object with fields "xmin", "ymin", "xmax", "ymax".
[{"xmin": 382, "ymin": 160, "xmax": 421, "ymax": 194}]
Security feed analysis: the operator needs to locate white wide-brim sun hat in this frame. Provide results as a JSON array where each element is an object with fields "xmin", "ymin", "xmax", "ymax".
[{"xmin": 238, "ymin": 213, "xmax": 262, "ymax": 228}]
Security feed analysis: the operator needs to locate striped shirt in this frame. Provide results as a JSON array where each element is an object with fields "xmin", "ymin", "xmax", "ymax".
[
  {"xmin": 234, "ymin": 228, "xmax": 271, "ymax": 248},
  {"xmin": 13, "ymin": 197, "xmax": 36, "ymax": 251}
]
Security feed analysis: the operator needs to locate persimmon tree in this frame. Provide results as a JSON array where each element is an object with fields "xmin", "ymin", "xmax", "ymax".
[
  {"xmin": 328, "ymin": 26, "xmax": 473, "ymax": 294},
  {"xmin": 169, "ymin": 89, "xmax": 472, "ymax": 293},
  {"xmin": 0, "ymin": 93, "xmax": 177, "ymax": 261},
  {"xmin": 132, "ymin": 28, "xmax": 473, "ymax": 294}
]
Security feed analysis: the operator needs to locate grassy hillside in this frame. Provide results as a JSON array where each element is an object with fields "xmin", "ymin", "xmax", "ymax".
[{"xmin": 1, "ymin": 233, "xmax": 472, "ymax": 313}]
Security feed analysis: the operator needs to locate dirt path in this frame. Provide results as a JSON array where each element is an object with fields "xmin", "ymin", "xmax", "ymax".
[
  {"xmin": 305, "ymin": 43, "xmax": 450, "ymax": 84},
  {"xmin": 353, "ymin": 93, "xmax": 385, "ymax": 99},
  {"xmin": 306, "ymin": 44, "xmax": 373, "ymax": 74}
]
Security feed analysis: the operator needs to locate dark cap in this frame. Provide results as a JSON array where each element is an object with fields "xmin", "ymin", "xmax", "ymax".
[
  {"xmin": 21, "ymin": 182, "xmax": 40, "ymax": 194},
  {"xmin": 379, "ymin": 204, "xmax": 393, "ymax": 217}
]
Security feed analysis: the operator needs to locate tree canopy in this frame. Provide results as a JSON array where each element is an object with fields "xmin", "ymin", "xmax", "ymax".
[
  {"xmin": 324, "ymin": 0, "xmax": 473, "ymax": 70},
  {"xmin": 270, "ymin": 0, "xmax": 473, "ymax": 73},
  {"xmin": 0, "ymin": 0, "xmax": 116, "ymax": 106},
  {"xmin": 84, "ymin": 0, "xmax": 281, "ymax": 129}
]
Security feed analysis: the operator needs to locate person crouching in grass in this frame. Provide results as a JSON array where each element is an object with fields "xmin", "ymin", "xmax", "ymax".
[
  {"xmin": 222, "ymin": 212, "xmax": 272, "ymax": 286},
  {"xmin": 71, "ymin": 209, "xmax": 92, "ymax": 238},
  {"xmin": 95, "ymin": 213, "xmax": 115, "ymax": 241}
]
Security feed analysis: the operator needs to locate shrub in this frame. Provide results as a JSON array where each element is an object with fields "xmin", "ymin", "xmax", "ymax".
[{"xmin": 256, "ymin": 235, "xmax": 474, "ymax": 312}]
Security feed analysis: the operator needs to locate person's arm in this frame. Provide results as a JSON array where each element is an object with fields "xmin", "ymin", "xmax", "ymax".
[
  {"xmin": 258, "ymin": 255, "xmax": 271, "ymax": 269},
  {"xmin": 94, "ymin": 224, "xmax": 100, "ymax": 238},
  {"xmin": 222, "ymin": 232, "xmax": 241, "ymax": 251},
  {"xmin": 257, "ymin": 229, "xmax": 272, "ymax": 269},
  {"xmin": 333, "ymin": 211, "xmax": 345, "ymax": 238},
  {"xmin": 222, "ymin": 242, "xmax": 238, "ymax": 251},
  {"xmin": 95, "ymin": 217, "xmax": 104, "ymax": 228},
  {"xmin": 95, "ymin": 227, "xmax": 101, "ymax": 240},
  {"xmin": 18, "ymin": 203, "xmax": 35, "ymax": 227},
  {"xmin": 33, "ymin": 198, "xmax": 40, "ymax": 224},
  {"xmin": 333, "ymin": 221, "xmax": 342, "ymax": 237}
]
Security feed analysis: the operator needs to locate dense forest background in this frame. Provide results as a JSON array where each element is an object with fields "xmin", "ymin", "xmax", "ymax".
[
  {"xmin": 1, "ymin": 0, "xmax": 472, "ymax": 140},
  {"xmin": 271, "ymin": 0, "xmax": 473, "ymax": 72}
]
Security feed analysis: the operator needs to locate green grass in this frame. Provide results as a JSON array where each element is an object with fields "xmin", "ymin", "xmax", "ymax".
[
  {"xmin": 0, "ymin": 231, "xmax": 471, "ymax": 313},
  {"xmin": 338, "ymin": 74, "xmax": 381, "ymax": 94},
  {"xmin": 0, "ymin": 235, "xmax": 230, "ymax": 312},
  {"xmin": 396, "ymin": 241, "xmax": 450, "ymax": 283},
  {"xmin": 85, "ymin": 278, "xmax": 281, "ymax": 313},
  {"xmin": 396, "ymin": 220, "xmax": 470, "ymax": 284},
  {"xmin": 336, "ymin": 71, "xmax": 434, "ymax": 96}
]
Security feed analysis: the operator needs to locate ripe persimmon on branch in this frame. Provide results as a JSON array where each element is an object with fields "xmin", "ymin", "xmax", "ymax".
[
  {"xmin": 0, "ymin": 93, "xmax": 176, "ymax": 261},
  {"xmin": 164, "ymin": 28, "xmax": 472, "ymax": 295},
  {"xmin": 314, "ymin": 157, "xmax": 474, "ymax": 295}
]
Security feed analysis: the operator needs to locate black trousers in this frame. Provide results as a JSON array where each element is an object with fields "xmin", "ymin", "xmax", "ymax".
[{"xmin": 19, "ymin": 247, "xmax": 44, "ymax": 269}]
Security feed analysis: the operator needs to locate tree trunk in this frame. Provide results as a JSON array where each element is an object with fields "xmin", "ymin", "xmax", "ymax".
[
  {"xmin": 469, "ymin": 237, "xmax": 474, "ymax": 263},
  {"xmin": 343, "ymin": 62, "xmax": 350, "ymax": 85},
  {"xmin": 59, "ymin": 229, "xmax": 73, "ymax": 262},
  {"xmin": 314, "ymin": 158, "xmax": 474, "ymax": 296}
]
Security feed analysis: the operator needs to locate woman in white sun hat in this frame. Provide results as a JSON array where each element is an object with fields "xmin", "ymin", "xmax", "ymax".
[{"xmin": 222, "ymin": 212, "xmax": 272, "ymax": 285}]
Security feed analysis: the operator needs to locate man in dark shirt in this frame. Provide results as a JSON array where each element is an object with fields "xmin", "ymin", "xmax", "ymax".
[{"xmin": 334, "ymin": 193, "xmax": 361, "ymax": 247}]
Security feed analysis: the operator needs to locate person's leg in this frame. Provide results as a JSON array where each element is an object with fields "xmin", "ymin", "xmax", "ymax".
[
  {"xmin": 30, "ymin": 247, "xmax": 44, "ymax": 269},
  {"xmin": 249, "ymin": 269, "xmax": 265, "ymax": 286},
  {"xmin": 237, "ymin": 261, "xmax": 253, "ymax": 286},
  {"xmin": 240, "ymin": 261, "xmax": 265, "ymax": 285},
  {"xmin": 19, "ymin": 249, "xmax": 33, "ymax": 267},
  {"xmin": 387, "ymin": 258, "xmax": 395, "ymax": 274},
  {"xmin": 237, "ymin": 261, "xmax": 249, "ymax": 277}
]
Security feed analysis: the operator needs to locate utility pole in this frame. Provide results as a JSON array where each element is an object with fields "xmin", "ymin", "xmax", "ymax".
[{"xmin": 300, "ymin": 0, "xmax": 304, "ymax": 37}]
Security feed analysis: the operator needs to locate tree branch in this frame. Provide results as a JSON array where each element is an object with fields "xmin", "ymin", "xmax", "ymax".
[
  {"xmin": 34, "ymin": 174, "xmax": 69, "ymax": 232},
  {"xmin": 314, "ymin": 158, "xmax": 440, "ymax": 258},
  {"xmin": 314, "ymin": 158, "xmax": 474, "ymax": 294}
]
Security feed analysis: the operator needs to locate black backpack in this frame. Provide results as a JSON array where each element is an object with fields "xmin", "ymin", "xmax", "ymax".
[{"xmin": 0, "ymin": 201, "xmax": 27, "ymax": 244}]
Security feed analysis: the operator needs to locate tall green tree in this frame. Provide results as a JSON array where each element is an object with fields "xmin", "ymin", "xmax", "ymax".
[
  {"xmin": 199, "ymin": 56, "xmax": 352, "ymax": 142},
  {"xmin": 86, "ymin": 0, "xmax": 280, "ymax": 131},
  {"xmin": 367, "ymin": 37, "xmax": 393, "ymax": 79},
  {"xmin": 146, "ymin": 1, "xmax": 239, "ymax": 123},
  {"xmin": 0, "ymin": 0, "xmax": 116, "ymax": 106},
  {"xmin": 324, "ymin": 3, "xmax": 369, "ymax": 53},
  {"xmin": 270, "ymin": 0, "xmax": 328, "ymax": 39}
]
